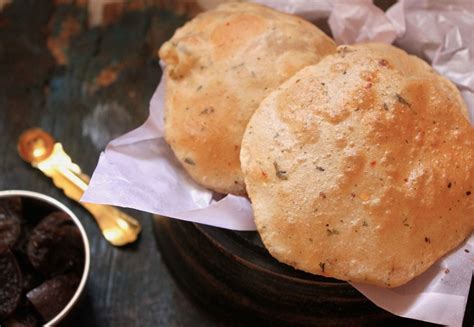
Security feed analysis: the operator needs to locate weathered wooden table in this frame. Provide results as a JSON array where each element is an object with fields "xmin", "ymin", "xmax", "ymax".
[
  {"xmin": 0, "ymin": 1, "xmax": 472, "ymax": 326},
  {"xmin": 0, "ymin": 1, "xmax": 220, "ymax": 326}
]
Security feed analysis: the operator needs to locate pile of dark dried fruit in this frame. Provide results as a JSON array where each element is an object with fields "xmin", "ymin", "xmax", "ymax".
[{"xmin": 0, "ymin": 197, "xmax": 85, "ymax": 326}]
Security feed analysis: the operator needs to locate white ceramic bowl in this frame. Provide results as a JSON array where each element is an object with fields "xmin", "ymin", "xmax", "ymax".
[{"xmin": 0, "ymin": 190, "xmax": 90, "ymax": 326}]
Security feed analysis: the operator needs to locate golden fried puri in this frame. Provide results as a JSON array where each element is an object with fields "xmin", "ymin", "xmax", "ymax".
[
  {"xmin": 241, "ymin": 43, "xmax": 474, "ymax": 287},
  {"xmin": 159, "ymin": 2, "xmax": 336, "ymax": 195}
]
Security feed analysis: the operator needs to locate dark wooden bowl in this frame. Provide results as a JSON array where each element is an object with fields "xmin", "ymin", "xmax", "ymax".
[{"xmin": 153, "ymin": 216, "xmax": 438, "ymax": 326}]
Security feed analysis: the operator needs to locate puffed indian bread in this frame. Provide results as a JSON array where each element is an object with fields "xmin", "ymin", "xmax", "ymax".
[
  {"xmin": 159, "ymin": 2, "xmax": 336, "ymax": 195},
  {"xmin": 240, "ymin": 43, "xmax": 474, "ymax": 287}
]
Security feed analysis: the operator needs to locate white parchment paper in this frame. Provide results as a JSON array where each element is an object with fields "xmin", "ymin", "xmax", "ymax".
[{"xmin": 82, "ymin": 1, "xmax": 474, "ymax": 325}]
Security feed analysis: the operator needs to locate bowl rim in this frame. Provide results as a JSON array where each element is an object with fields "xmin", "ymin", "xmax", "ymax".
[{"xmin": 0, "ymin": 190, "xmax": 91, "ymax": 326}]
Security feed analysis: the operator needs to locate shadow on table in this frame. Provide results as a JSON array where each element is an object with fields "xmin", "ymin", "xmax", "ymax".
[{"xmin": 60, "ymin": 292, "xmax": 100, "ymax": 327}]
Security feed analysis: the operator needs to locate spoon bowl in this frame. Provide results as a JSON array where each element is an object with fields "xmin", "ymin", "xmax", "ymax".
[{"xmin": 18, "ymin": 128, "xmax": 55, "ymax": 164}]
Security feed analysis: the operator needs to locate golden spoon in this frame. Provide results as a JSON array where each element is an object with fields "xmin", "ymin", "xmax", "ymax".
[{"xmin": 17, "ymin": 128, "xmax": 141, "ymax": 246}]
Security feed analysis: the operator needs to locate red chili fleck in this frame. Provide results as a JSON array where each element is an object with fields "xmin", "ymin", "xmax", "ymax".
[
  {"xmin": 378, "ymin": 59, "xmax": 389, "ymax": 66},
  {"xmin": 370, "ymin": 160, "xmax": 377, "ymax": 167},
  {"xmin": 365, "ymin": 82, "xmax": 372, "ymax": 89},
  {"xmin": 261, "ymin": 171, "xmax": 267, "ymax": 178}
]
